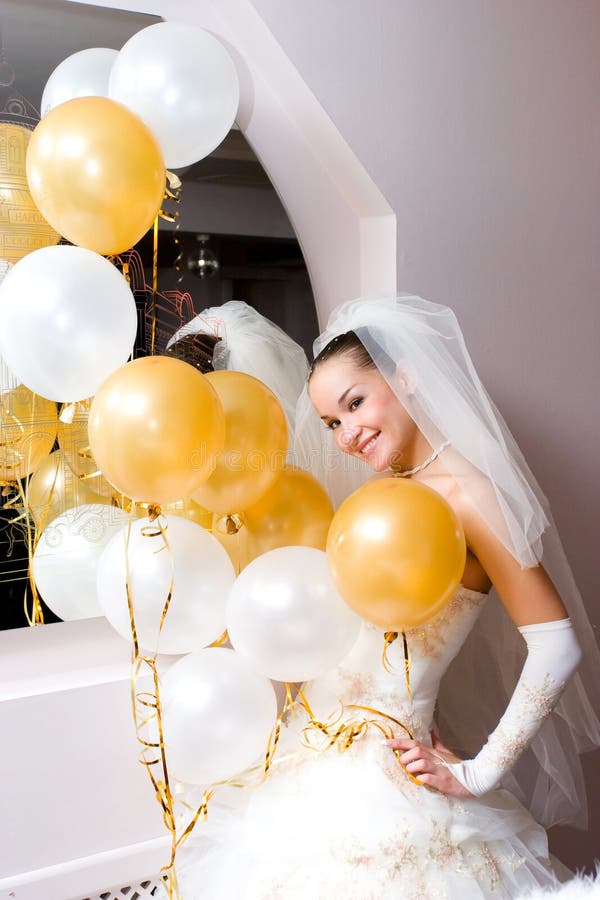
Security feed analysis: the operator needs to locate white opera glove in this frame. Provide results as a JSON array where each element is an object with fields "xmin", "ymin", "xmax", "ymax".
[{"xmin": 445, "ymin": 618, "xmax": 582, "ymax": 796}]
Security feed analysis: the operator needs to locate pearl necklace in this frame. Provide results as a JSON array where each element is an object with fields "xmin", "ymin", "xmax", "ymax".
[{"xmin": 392, "ymin": 440, "xmax": 450, "ymax": 478}]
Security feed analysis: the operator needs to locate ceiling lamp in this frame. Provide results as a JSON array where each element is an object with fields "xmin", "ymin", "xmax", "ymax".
[{"xmin": 186, "ymin": 233, "xmax": 220, "ymax": 279}]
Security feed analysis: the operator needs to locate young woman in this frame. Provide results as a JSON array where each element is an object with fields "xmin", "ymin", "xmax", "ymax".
[{"xmin": 175, "ymin": 296, "xmax": 600, "ymax": 898}]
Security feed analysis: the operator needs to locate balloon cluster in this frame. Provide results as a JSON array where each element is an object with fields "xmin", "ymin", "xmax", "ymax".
[
  {"xmin": 0, "ymin": 22, "xmax": 287, "ymax": 783},
  {"xmin": 30, "ymin": 24, "xmax": 240, "ymax": 256},
  {"xmin": 0, "ymin": 21, "xmax": 468, "ymax": 806},
  {"xmin": 0, "ymin": 20, "xmax": 242, "ymax": 393},
  {"xmin": 0, "ymin": 14, "xmax": 346, "ymax": 785}
]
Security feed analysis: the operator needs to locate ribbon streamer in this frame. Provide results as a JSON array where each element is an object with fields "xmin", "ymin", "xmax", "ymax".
[
  {"xmin": 294, "ymin": 686, "xmax": 423, "ymax": 787},
  {"xmin": 1, "ymin": 392, "xmax": 51, "ymax": 624},
  {"xmin": 382, "ymin": 629, "xmax": 412, "ymax": 701},
  {"xmin": 125, "ymin": 510, "xmax": 286, "ymax": 899}
]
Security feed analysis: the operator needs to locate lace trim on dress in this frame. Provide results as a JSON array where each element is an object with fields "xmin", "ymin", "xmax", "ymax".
[{"xmin": 404, "ymin": 586, "xmax": 487, "ymax": 659}]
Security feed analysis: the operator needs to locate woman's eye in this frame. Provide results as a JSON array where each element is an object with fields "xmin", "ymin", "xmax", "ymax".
[
  {"xmin": 349, "ymin": 397, "xmax": 362, "ymax": 411},
  {"xmin": 327, "ymin": 419, "xmax": 340, "ymax": 430}
]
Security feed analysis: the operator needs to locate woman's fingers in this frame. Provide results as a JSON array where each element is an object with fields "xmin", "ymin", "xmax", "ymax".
[
  {"xmin": 388, "ymin": 742, "xmax": 436, "ymax": 767},
  {"xmin": 385, "ymin": 737, "xmax": 474, "ymax": 798},
  {"xmin": 387, "ymin": 742, "xmax": 445, "ymax": 775},
  {"xmin": 404, "ymin": 757, "xmax": 435, "ymax": 775},
  {"xmin": 398, "ymin": 746, "xmax": 424, "ymax": 765},
  {"xmin": 385, "ymin": 737, "xmax": 417, "ymax": 751}
]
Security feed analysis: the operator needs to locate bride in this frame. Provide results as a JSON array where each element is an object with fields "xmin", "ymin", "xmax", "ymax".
[{"xmin": 169, "ymin": 296, "xmax": 600, "ymax": 898}]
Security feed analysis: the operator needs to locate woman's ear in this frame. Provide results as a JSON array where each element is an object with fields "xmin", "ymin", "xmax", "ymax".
[{"xmin": 392, "ymin": 360, "xmax": 417, "ymax": 396}]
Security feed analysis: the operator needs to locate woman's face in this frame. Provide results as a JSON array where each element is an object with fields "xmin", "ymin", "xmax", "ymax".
[{"xmin": 308, "ymin": 354, "xmax": 418, "ymax": 472}]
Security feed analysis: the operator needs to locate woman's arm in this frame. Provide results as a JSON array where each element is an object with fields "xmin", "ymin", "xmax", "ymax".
[
  {"xmin": 458, "ymin": 490, "xmax": 568, "ymax": 626},
  {"xmin": 388, "ymin": 487, "xmax": 582, "ymax": 797}
]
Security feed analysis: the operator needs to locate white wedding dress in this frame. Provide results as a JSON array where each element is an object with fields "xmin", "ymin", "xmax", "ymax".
[{"xmin": 171, "ymin": 586, "xmax": 567, "ymax": 899}]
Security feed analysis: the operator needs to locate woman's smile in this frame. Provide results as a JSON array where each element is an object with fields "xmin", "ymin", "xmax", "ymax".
[{"xmin": 357, "ymin": 431, "xmax": 380, "ymax": 456}]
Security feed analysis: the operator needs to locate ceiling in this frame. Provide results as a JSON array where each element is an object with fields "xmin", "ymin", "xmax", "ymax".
[{"xmin": 0, "ymin": 0, "xmax": 270, "ymax": 189}]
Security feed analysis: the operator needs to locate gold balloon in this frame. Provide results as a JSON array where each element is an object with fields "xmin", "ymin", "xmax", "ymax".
[
  {"xmin": 26, "ymin": 96, "xmax": 165, "ymax": 255},
  {"xmin": 193, "ymin": 371, "xmax": 288, "ymax": 515},
  {"xmin": 0, "ymin": 385, "xmax": 57, "ymax": 480},
  {"xmin": 0, "ymin": 122, "xmax": 60, "ymax": 263},
  {"xmin": 244, "ymin": 465, "xmax": 333, "ymax": 559},
  {"xmin": 327, "ymin": 478, "xmax": 466, "ymax": 630},
  {"xmin": 27, "ymin": 450, "xmax": 108, "ymax": 527},
  {"xmin": 88, "ymin": 355, "xmax": 225, "ymax": 505},
  {"xmin": 57, "ymin": 402, "xmax": 114, "ymax": 498}
]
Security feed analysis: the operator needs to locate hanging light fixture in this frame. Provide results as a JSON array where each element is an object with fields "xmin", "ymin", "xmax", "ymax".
[{"xmin": 186, "ymin": 233, "xmax": 220, "ymax": 279}]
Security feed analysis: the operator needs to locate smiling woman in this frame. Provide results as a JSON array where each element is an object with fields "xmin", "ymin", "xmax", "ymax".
[
  {"xmin": 167, "ymin": 295, "xmax": 600, "ymax": 898},
  {"xmin": 3, "ymin": 0, "xmax": 598, "ymax": 894}
]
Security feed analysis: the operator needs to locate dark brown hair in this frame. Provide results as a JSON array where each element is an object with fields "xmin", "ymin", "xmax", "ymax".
[
  {"xmin": 309, "ymin": 331, "xmax": 376, "ymax": 380},
  {"xmin": 309, "ymin": 330, "xmax": 398, "ymax": 381}
]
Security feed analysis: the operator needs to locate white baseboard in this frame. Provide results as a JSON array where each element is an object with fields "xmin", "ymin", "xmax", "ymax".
[{"xmin": 0, "ymin": 835, "xmax": 170, "ymax": 900}]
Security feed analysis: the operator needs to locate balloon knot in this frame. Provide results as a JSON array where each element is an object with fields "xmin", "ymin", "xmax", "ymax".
[{"xmin": 147, "ymin": 503, "xmax": 162, "ymax": 521}]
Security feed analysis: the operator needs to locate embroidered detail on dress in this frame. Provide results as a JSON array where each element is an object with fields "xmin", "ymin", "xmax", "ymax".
[
  {"xmin": 405, "ymin": 589, "xmax": 485, "ymax": 659},
  {"xmin": 336, "ymin": 667, "xmax": 378, "ymax": 707},
  {"xmin": 330, "ymin": 819, "xmax": 522, "ymax": 898},
  {"xmin": 333, "ymin": 667, "xmax": 429, "ymax": 743}
]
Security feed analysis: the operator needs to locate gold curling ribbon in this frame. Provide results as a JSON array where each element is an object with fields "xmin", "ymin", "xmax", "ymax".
[
  {"xmin": 126, "ymin": 511, "xmax": 181, "ymax": 898},
  {"xmin": 382, "ymin": 630, "xmax": 398, "ymax": 673},
  {"xmin": 1, "ymin": 392, "xmax": 52, "ymax": 624},
  {"xmin": 126, "ymin": 509, "xmax": 292, "ymax": 899},
  {"xmin": 210, "ymin": 629, "xmax": 230, "ymax": 648},
  {"xmin": 1, "ymin": 477, "xmax": 45, "ymax": 623},
  {"xmin": 401, "ymin": 630, "xmax": 411, "ymax": 701},
  {"xmin": 293, "ymin": 686, "xmax": 424, "ymax": 787},
  {"xmin": 150, "ymin": 216, "xmax": 159, "ymax": 356},
  {"xmin": 382, "ymin": 629, "xmax": 411, "ymax": 701},
  {"xmin": 160, "ymin": 172, "xmax": 183, "ymax": 283}
]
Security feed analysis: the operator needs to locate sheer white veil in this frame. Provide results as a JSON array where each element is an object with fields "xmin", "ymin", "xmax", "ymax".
[
  {"xmin": 167, "ymin": 300, "xmax": 309, "ymax": 435},
  {"xmin": 294, "ymin": 294, "xmax": 600, "ymax": 829}
]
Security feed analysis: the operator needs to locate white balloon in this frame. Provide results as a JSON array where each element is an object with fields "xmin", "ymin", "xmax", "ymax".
[
  {"xmin": 0, "ymin": 357, "xmax": 18, "ymax": 394},
  {"xmin": 109, "ymin": 22, "xmax": 239, "ymax": 168},
  {"xmin": 0, "ymin": 245, "xmax": 137, "ymax": 402},
  {"xmin": 161, "ymin": 647, "xmax": 277, "ymax": 785},
  {"xmin": 0, "ymin": 261, "xmax": 17, "ymax": 394},
  {"xmin": 32, "ymin": 504, "xmax": 131, "ymax": 620},
  {"xmin": 41, "ymin": 48, "xmax": 118, "ymax": 117},
  {"xmin": 227, "ymin": 547, "xmax": 362, "ymax": 683},
  {"xmin": 97, "ymin": 515, "xmax": 235, "ymax": 654}
]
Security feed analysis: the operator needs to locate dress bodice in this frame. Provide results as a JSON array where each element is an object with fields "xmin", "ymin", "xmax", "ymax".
[{"xmin": 303, "ymin": 585, "xmax": 488, "ymax": 744}]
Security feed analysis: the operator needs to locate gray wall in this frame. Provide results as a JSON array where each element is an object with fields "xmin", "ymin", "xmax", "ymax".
[{"xmin": 253, "ymin": 0, "xmax": 600, "ymax": 868}]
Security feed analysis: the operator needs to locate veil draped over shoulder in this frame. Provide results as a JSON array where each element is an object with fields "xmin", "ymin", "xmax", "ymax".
[{"xmin": 294, "ymin": 295, "xmax": 600, "ymax": 829}]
